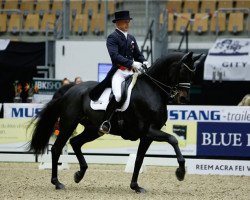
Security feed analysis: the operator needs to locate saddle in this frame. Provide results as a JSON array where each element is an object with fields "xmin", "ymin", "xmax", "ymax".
[{"xmin": 90, "ymin": 73, "xmax": 138, "ymax": 111}]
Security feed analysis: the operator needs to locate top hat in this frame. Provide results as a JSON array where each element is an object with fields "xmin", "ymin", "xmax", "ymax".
[{"xmin": 112, "ymin": 10, "xmax": 133, "ymax": 23}]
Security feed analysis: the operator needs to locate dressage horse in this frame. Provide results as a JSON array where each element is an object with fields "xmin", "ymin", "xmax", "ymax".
[{"xmin": 28, "ymin": 51, "xmax": 201, "ymax": 193}]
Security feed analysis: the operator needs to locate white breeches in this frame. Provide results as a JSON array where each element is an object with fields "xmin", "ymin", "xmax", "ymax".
[{"xmin": 112, "ymin": 69, "xmax": 133, "ymax": 102}]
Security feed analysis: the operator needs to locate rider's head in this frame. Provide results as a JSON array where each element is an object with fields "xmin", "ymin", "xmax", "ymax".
[
  {"xmin": 112, "ymin": 10, "xmax": 132, "ymax": 32},
  {"xmin": 116, "ymin": 20, "xmax": 130, "ymax": 32}
]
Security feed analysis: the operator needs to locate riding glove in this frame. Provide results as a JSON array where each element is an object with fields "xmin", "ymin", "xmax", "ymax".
[
  {"xmin": 143, "ymin": 61, "xmax": 150, "ymax": 68},
  {"xmin": 132, "ymin": 61, "xmax": 143, "ymax": 72}
]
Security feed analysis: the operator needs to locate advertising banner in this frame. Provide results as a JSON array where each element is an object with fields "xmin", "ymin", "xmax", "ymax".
[
  {"xmin": 2, "ymin": 104, "xmax": 249, "ymax": 158},
  {"xmin": 148, "ymin": 121, "xmax": 197, "ymax": 156},
  {"xmin": 167, "ymin": 105, "xmax": 250, "ymax": 123},
  {"xmin": 187, "ymin": 159, "xmax": 250, "ymax": 176},
  {"xmin": 204, "ymin": 38, "xmax": 250, "ymax": 81},
  {"xmin": 33, "ymin": 78, "xmax": 62, "ymax": 94},
  {"xmin": 74, "ymin": 121, "xmax": 196, "ymax": 156},
  {"xmin": 197, "ymin": 122, "xmax": 250, "ymax": 157},
  {"xmin": 3, "ymin": 103, "xmax": 44, "ymax": 118},
  {"xmin": 0, "ymin": 119, "xmax": 33, "ymax": 152},
  {"xmin": 32, "ymin": 78, "xmax": 62, "ymax": 103},
  {"xmin": 167, "ymin": 105, "xmax": 250, "ymax": 158}
]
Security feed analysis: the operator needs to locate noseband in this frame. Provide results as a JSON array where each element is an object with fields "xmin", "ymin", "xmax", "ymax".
[{"xmin": 143, "ymin": 61, "xmax": 195, "ymax": 99}]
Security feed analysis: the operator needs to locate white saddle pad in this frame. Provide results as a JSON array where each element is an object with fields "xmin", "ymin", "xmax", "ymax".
[{"xmin": 90, "ymin": 73, "xmax": 138, "ymax": 112}]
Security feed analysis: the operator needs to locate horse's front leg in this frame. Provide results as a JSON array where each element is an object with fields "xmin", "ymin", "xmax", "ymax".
[
  {"xmin": 130, "ymin": 137, "xmax": 152, "ymax": 193},
  {"xmin": 147, "ymin": 126, "xmax": 186, "ymax": 181}
]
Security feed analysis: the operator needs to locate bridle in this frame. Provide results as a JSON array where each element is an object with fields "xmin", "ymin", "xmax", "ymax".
[{"xmin": 142, "ymin": 61, "xmax": 195, "ymax": 99}]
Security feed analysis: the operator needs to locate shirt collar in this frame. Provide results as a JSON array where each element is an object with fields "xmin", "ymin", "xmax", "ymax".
[{"xmin": 116, "ymin": 28, "xmax": 128, "ymax": 39}]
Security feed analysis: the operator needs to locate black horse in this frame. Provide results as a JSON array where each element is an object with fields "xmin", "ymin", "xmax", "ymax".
[{"xmin": 28, "ymin": 51, "xmax": 201, "ymax": 193}]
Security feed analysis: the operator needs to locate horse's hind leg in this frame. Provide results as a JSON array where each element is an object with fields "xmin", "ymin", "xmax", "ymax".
[
  {"xmin": 70, "ymin": 126, "xmax": 100, "ymax": 184},
  {"xmin": 147, "ymin": 126, "xmax": 186, "ymax": 181},
  {"xmin": 51, "ymin": 125, "xmax": 77, "ymax": 189}
]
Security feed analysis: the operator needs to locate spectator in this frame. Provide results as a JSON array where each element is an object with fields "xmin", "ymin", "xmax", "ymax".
[
  {"xmin": 53, "ymin": 78, "xmax": 73, "ymax": 99},
  {"xmin": 62, "ymin": 77, "xmax": 70, "ymax": 86},
  {"xmin": 74, "ymin": 76, "xmax": 83, "ymax": 84},
  {"xmin": 238, "ymin": 94, "xmax": 250, "ymax": 106}
]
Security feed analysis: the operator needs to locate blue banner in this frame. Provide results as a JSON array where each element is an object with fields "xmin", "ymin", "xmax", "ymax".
[{"xmin": 197, "ymin": 122, "xmax": 250, "ymax": 157}]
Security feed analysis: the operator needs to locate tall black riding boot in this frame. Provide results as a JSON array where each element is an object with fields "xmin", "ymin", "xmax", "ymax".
[{"xmin": 99, "ymin": 97, "xmax": 119, "ymax": 135}]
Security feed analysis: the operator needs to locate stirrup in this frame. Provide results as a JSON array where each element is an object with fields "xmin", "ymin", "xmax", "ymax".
[{"xmin": 99, "ymin": 120, "xmax": 111, "ymax": 135}]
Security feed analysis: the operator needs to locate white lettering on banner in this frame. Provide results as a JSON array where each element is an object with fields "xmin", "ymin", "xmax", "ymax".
[
  {"xmin": 247, "ymin": 134, "xmax": 250, "ymax": 146},
  {"xmin": 201, "ymin": 132, "xmax": 243, "ymax": 146},
  {"xmin": 187, "ymin": 159, "xmax": 250, "ymax": 176},
  {"xmin": 36, "ymin": 81, "xmax": 61, "ymax": 90}
]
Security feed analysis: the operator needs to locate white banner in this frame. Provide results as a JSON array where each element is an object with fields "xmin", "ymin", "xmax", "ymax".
[
  {"xmin": 167, "ymin": 105, "xmax": 250, "ymax": 123},
  {"xmin": 187, "ymin": 159, "xmax": 250, "ymax": 176},
  {"xmin": 3, "ymin": 103, "xmax": 44, "ymax": 118},
  {"xmin": 204, "ymin": 38, "xmax": 250, "ymax": 81},
  {"xmin": 33, "ymin": 94, "xmax": 53, "ymax": 104}
]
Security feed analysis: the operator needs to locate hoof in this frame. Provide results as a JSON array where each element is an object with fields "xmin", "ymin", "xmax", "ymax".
[
  {"xmin": 51, "ymin": 178, "xmax": 65, "ymax": 190},
  {"xmin": 74, "ymin": 171, "xmax": 84, "ymax": 183},
  {"xmin": 175, "ymin": 167, "xmax": 185, "ymax": 181},
  {"xmin": 130, "ymin": 182, "xmax": 146, "ymax": 193},
  {"xmin": 55, "ymin": 183, "xmax": 65, "ymax": 190},
  {"xmin": 135, "ymin": 187, "xmax": 146, "ymax": 194}
]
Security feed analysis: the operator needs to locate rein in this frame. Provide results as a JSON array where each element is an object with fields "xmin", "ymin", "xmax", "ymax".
[
  {"xmin": 143, "ymin": 72, "xmax": 177, "ymax": 98},
  {"xmin": 142, "ymin": 61, "xmax": 194, "ymax": 98}
]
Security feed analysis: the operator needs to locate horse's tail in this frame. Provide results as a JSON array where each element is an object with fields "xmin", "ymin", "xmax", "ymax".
[{"xmin": 28, "ymin": 97, "xmax": 62, "ymax": 156}]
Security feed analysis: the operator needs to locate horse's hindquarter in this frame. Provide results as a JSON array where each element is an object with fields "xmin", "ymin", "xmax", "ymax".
[{"xmin": 60, "ymin": 81, "xmax": 98, "ymax": 121}]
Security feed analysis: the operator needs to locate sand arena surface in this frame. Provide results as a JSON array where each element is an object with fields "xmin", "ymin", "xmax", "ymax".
[{"xmin": 0, "ymin": 162, "xmax": 249, "ymax": 200}]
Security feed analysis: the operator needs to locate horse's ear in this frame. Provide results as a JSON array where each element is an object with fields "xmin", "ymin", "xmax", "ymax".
[
  {"xmin": 192, "ymin": 53, "xmax": 203, "ymax": 62},
  {"xmin": 181, "ymin": 52, "xmax": 193, "ymax": 62}
]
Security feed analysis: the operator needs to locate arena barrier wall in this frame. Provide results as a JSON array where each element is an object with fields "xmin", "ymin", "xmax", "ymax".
[{"xmin": 0, "ymin": 103, "xmax": 249, "ymax": 176}]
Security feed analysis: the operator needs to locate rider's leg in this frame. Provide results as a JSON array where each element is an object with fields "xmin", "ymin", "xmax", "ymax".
[
  {"xmin": 99, "ymin": 70, "xmax": 124, "ymax": 134},
  {"xmin": 112, "ymin": 69, "xmax": 124, "ymax": 102}
]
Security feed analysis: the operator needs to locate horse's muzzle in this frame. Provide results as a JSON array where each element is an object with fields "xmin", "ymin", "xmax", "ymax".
[
  {"xmin": 178, "ymin": 89, "xmax": 190, "ymax": 104},
  {"xmin": 179, "ymin": 96, "xmax": 190, "ymax": 104}
]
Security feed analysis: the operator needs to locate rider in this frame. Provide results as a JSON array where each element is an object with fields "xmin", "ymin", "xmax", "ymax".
[{"xmin": 91, "ymin": 10, "xmax": 149, "ymax": 135}]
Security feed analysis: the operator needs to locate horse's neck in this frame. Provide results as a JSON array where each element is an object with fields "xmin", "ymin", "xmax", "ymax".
[
  {"xmin": 147, "ymin": 62, "xmax": 172, "ymax": 85},
  {"xmin": 137, "ymin": 76, "xmax": 168, "ymax": 105}
]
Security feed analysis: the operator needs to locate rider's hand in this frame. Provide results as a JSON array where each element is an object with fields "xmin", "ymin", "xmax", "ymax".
[
  {"xmin": 143, "ymin": 61, "xmax": 150, "ymax": 68},
  {"xmin": 132, "ymin": 61, "xmax": 143, "ymax": 72}
]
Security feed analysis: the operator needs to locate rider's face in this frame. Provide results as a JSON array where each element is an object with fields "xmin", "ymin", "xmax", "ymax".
[{"xmin": 116, "ymin": 20, "xmax": 130, "ymax": 32}]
